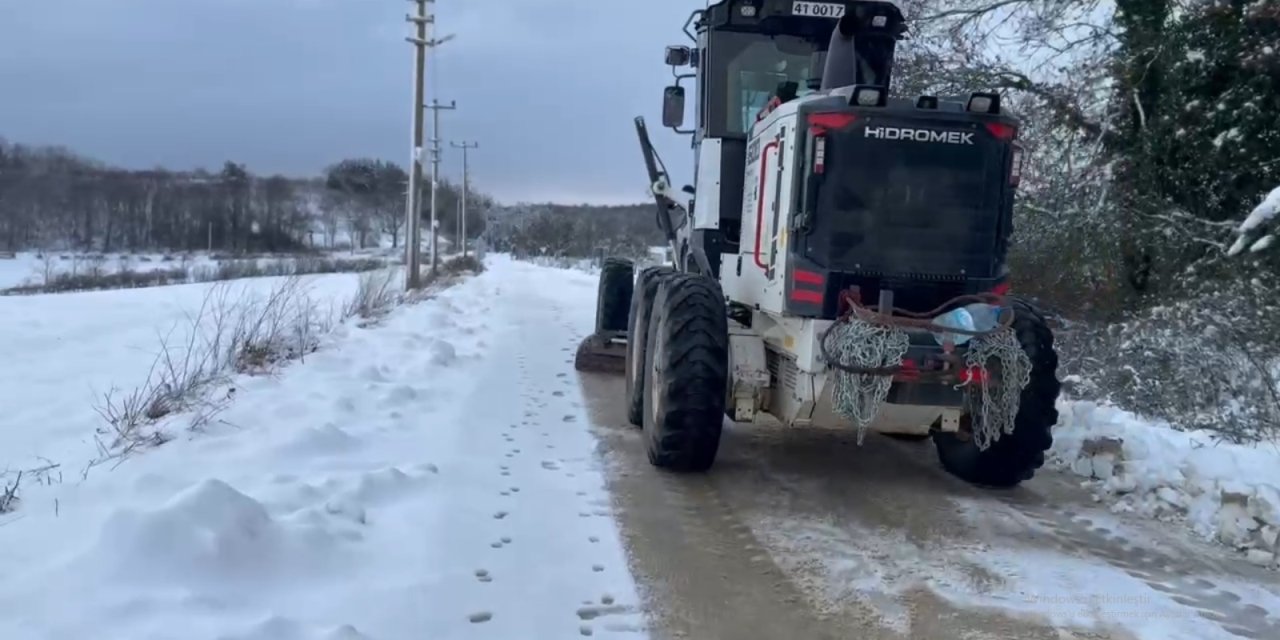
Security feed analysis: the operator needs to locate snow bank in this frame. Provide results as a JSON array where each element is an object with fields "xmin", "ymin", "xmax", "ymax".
[{"xmin": 1050, "ymin": 400, "xmax": 1280, "ymax": 567}]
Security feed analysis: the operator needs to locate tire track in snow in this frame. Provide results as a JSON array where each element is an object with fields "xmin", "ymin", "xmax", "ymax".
[{"xmin": 978, "ymin": 495, "xmax": 1280, "ymax": 640}]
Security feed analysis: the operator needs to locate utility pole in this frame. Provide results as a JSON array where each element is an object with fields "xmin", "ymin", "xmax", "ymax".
[
  {"xmin": 404, "ymin": 0, "xmax": 453, "ymax": 289},
  {"xmin": 425, "ymin": 98, "xmax": 456, "ymax": 273},
  {"xmin": 451, "ymin": 140, "xmax": 477, "ymax": 258}
]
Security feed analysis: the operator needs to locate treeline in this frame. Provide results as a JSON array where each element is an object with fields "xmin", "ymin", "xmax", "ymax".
[
  {"xmin": 486, "ymin": 203, "xmax": 666, "ymax": 260},
  {"xmin": 0, "ymin": 139, "xmax": 493, "ymax": 253}
]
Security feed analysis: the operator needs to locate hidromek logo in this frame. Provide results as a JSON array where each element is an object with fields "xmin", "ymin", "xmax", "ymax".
[{"xmin": 865, "ymin": 127, "xmax": 974, "ymax": 145}]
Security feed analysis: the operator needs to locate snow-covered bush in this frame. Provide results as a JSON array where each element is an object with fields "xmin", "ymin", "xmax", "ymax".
[
  {"xmin": 343, "ymin": 268, "xmax": 401, "ymax": 321},
  {"xmin": 1057, "ymin": 270, "xmax": 1280, "ymax": 444},
  {"xmin": 93, "ymin": 276, "xmax": 340, "ymax": 459}
]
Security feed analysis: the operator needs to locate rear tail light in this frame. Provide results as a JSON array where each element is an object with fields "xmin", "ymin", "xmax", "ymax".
[
  {"xmin": 809, "ymin": 113, "xmax": 857, "ymax": 175},
  {"xmin": 809, "ymin": 112, "xmax": 857, "ymax": 132},
  {"xmin": 984, "ymin": 122, "xmax": 1017, "ymax": 141}
]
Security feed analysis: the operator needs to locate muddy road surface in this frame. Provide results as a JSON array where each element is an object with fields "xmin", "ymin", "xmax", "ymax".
[{"xmin": 575, "ymin": 371, "xmax": 1280, "ymax": 640}]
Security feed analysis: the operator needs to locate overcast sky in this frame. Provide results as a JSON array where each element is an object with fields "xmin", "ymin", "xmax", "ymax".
[{"xmin": 0, "ymin": 0, "xmax": 700, "ymax": 204}]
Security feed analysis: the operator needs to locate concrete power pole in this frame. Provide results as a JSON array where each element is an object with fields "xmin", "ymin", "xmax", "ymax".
[
  {"xmin": 404, "ymin": 0, "xmax": 453, "ymax": 289},
  {"xmin": 451, "ymin": 140, "xmax": 477, "ymax": 258},
  {"xmin": 425, "ymin": 98, "xmax": 456, "ymax": 273}
]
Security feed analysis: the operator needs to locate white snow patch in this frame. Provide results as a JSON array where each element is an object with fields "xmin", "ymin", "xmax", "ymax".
[
  {"xmin": 1049, "ymin": 400, "xmax": 1280, "ymax": 565},
  {"xmin": 947, "ymin": 549, "xmax": 1242, "ymax": 640},
  {"xmin": 1229, "ymin": 186, "xmax": 1280, "ymax": 256},
  {"xmin": 1238, "ymin": 185, "xmax": 1280, "ymax": 235}
]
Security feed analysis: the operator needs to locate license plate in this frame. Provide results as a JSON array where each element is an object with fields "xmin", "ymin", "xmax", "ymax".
[{"xmin": 792, "ymin": 1, "xmax": 846, "ymax": 18}]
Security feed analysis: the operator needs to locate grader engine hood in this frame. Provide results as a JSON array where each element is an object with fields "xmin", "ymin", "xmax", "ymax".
[{"xmin": 794, "ymin": 102, "xmax": 1019, "ymax": 282}]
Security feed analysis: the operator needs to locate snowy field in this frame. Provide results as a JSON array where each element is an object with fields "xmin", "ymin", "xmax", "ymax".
[
  {"xmin": 0, "ymin": 249, "xmax": 402, "ymax": 291},
  {"xmin": 0, "ymin": 272, "xmax": 363, "ymax": 473},
  {"xmin": 0, "ymin": 256, "xmax": 643, "ymax": 640}
]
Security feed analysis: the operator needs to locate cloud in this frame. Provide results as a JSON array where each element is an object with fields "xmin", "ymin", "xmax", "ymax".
[{"xmin": 0, "ymin": 0, "xmax": 699, "ymax": 204}]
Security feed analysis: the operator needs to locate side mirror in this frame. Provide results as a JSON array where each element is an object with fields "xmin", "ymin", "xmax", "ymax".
[
  {"xmin": 665, "ymin": 45, "xmax": 692, "ymax": 67},
  {"xmin": 662, "ymin": 86, "xmax": 685, "ymax": 129}
]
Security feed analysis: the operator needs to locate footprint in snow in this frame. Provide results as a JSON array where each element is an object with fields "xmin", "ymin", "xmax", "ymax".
[
  {"xmin": 552, "ymin": 391, "xmax": 565, "ymax": 397},
  {"xmin": 493, "ymin": 511, "xmax": 508, "ymax": 519},
  {"xmin": 576, "ymin": 603, "xmax": 635, "ymax": 621},
  {"xmin": 563, "ymin": 415, "xmax": 577, "ymax": 422},
  {"xmin": 468, "ymin": 612, "xmax": 493, "ymax": 623}
]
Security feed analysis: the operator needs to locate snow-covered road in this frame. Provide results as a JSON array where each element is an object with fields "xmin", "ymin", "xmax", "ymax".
[{"xmin": 0, "ymin": 257, "xmax": 643, "ymax": 640}]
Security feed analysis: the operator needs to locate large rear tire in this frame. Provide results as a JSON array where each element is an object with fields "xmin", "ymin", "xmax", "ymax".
[
  {"xmin": 643, "ymin": 273, "xmax": 728, "ymax": 472},
  {"xmin": 595, "ymin": 257, "xmax": 634, "ymax": 334},
  {"xmin": 933, "ymin": 299, "xmax": 1060, "ymax": 488},
  {"xmin": 625, "ymin": 265, "xmax": 675, "ymax": 426}
]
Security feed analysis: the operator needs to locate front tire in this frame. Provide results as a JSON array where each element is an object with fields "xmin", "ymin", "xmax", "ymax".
[
  {"xmin": 934, "ymin": 299, "xmax": 1060, "ymax": 488},
  {"xmin": 625, "ymin": 265, "xmax": 675, "ymax": 426},
  {"xmin": 595, "ymin": 257, "xmax": 634, "ymax": 334},
  {"xmin": 642, "ymin": 273, "xmax": 729, "ymax": 472}
]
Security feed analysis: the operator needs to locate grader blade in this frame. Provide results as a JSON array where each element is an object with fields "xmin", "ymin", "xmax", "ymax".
[{"xmin": 573, "ymin": 331, "xmax": 628, "ymax": 374}]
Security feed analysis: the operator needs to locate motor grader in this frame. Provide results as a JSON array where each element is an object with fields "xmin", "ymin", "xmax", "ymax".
[{"xmin": 575, "ymin": 0, "xmax": 1060, "ymax": 488}]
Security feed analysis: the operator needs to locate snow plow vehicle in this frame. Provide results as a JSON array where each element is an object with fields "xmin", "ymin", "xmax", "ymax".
[{"xmin": 575, "ymin": 0, "xmax": 1061, "ymax": 488}]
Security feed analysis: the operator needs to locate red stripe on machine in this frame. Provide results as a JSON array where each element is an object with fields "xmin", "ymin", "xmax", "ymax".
[
  {"xmin": 790, "ymin": 289, "xmax": 823, "ymax": 304},
  {"xmin": 792, "ymin": 269, "xmax": 824, "ymax": 286}
]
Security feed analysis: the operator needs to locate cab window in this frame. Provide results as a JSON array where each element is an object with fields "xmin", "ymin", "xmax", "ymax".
[{"xmin": 709, "ymin": 32, "xmax": 819, "ymax": 137}]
